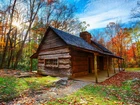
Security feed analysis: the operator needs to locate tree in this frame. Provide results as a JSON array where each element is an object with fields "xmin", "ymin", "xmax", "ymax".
[
  {"xmin": 131, "ymin": 0, "xmax": 140, "ymax": 18},
  {"xmin": 40, "ymin": 0, "xmax": 89, "ymax": 34},
  {"xmin": 127, "ymin": 26, "xmax": 140, "ymax": 66},
  {"xmin": 13, "ymin": 0, "xmax": 46, "ymax": 69},
  {"xmin": 91, "ymin": 29, "xmax": 106, "ymax": 47},
  {"xmin": 105, "ymin": 22, "xmax": 121, "ymax": 52},
  {"xmin": 0, "ymin": 0, "xmax": 17, "ymax": 68},
  {"xmin": 0, "ymin": 0, "xmax": 90, "ymax": 70}
]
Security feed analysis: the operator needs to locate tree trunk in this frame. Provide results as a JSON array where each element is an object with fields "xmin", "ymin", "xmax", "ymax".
[
  {"xmin": 13, "ymin": 23, "xmax": 32, "ymax": 69},
  {"xmin": 0, "ymin": 0, "xmax": 17, "ymax": 69},
  {"xmin": 13, "ymin": 0, "xmax": 41, "ymax": 69},
  {"xmin": 0, "ymin": 37, "xmax": 8, "ymax": 68},
  {"xmin": 0, "ymin": 29, "xmax": 13, "ymax": 68},
  {"xmin": 7, "ymin": 49, "xmax": 13, "ymax": 68},
  {"xmin": 118, "ymin": 59, "xmax": 120, "ymax": 72},
  {"xmin": 107, "ymin": 56, "xmax": 110, "ymax": 77},
  {"xmin": 94, "ymin": 53, "xmax": 98, "ymax": 83}
]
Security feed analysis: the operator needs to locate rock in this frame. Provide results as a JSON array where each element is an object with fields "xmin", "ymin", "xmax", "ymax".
[
  {"xmin": 132, "ymin": 78, "xmax": 140, "ymax": 82},
  {"xmin": 16, "ymin": 72, "xmax": 32, "ymax": 78},
  {"xmin": 55, "ymin": 77, "xmax": 68, "ymax": 86},
  {"xmin": 36, "ymin": 93, "xmax": 49, "ymax": 101},
  {"xmin": 14, "ymin": 72, "xmax": 21, "ymax": 75},
  {"xmin": 50, "ymin": 87, "xmax": 57, "ymax": 92},
  {"xmin": 35, "ymin": 91, "xmax": 43, "ymax": 95},
  {"xmin": 36, "ymin": 92, "xmax": 57, "ymax": 102}
]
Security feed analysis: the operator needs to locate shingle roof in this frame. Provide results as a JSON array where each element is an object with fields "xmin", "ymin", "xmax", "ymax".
[
  {"xmin": 50, "ymin": 27, "xmax": 123, "ymax": 59},
  {"xmin": 91, "ymin": 40, "xmax": 113, "ymax": 54},
  {"xmin": 50, "ymin": 26, "xmax": 101, "ymax": 53},
  {"xmin": 31, "ymin": 26, "xmax": 123, "ymax": 59}
]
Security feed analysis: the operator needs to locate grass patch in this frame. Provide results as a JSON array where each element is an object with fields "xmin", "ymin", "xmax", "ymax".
[
  {"xmin": 125, "ymin": 68, "xmax": 140, "ymax": 72},
  {"xmin": 47, "ymin": 79, "xmax": 140, "ymax": 105},
  {"xmin": 0, "ymin": 76, "xmax": 58, "ymax": 102}
]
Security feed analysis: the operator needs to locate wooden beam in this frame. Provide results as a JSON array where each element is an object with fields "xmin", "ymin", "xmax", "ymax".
[
  {"xmin": 44, "ymin": 59, "xmax": 46, "ymax": 70},
  {"xmin": 70, "ymin": 45, "xmax": 100, "ymax": 55},
  {"xmin": 94, "ymin": 53, "xmax": 98, "ymax": 83},
  {"xmin": 39, "ymin": 47, "xmax": 70, "ymax": 55},
  {"xmin": 123, "ymin": 59, "xmax": 125, "ymax": 71},
  {"xmin": 120, "ymin": 59, "xmax": 122, "ymax": 71},
  {"xmin": 113, "ymin": 58, "xmax": 116, "ymax": 74},
  {"xmin": 59, "ymin": 59, "xmax": 71, "ymax": 64},
  {"xmin": 107, "ymin": 56, "xmax": 109, "ymax": 77},
  {"xmin": 40, "ymin": 46, "xmax": 69, "ymax": 52},
  {"xmin": 39, "ymin": 53, "xmax": 71, "ymax": 59},
  {"xmin": 30, "ymin": 59, "xmax": 32, "ymax": 72},
  {"xmin": 59, "ymin": 64, "xmax": 71, "ymax": 69},
  {"xmin": 118, "ymin": 59, "xmax": 120, "ymax": 72}
]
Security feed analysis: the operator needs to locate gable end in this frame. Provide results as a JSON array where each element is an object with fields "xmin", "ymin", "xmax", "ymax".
[{"xmin": 39, "ymin": 29, "xmax": 67, "ymax": 51}]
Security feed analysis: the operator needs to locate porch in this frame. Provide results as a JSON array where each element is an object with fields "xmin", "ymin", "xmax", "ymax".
[{"xmin": 73, "ymin": 68, "xmax": 124, "ymax": 83}]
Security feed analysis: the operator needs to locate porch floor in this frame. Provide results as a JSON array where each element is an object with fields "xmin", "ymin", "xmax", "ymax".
[{"xmin": 73, "ymin": 69, "xmax": 123, "ymax": 83}]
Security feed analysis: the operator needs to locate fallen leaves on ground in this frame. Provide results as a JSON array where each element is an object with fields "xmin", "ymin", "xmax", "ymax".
[
  {"xmin": 99, "ymin": 71, "xmax": 140, "ymax": 105},
  {"xmin": 47, "ymin": 71, "xmax": 140, "ymax": 105},
  {"xmin": 99, "ymin": 71, "xmax": 140, "ymax": 86},
  {"xmin": 0, "ymin": 69, "xmax": 40, "ymax": 78},
  {"xmin": 1, "ymin": 70, "xmax": 140, "ymax": 105}
]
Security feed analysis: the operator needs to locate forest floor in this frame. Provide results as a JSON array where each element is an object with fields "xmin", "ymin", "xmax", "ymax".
[
  {"xmin": 0, "ymin": 69, "xmax": 140, "ymax": 105},
  {"xmin": 0, "ymin": 69, "xmax": 91, "ymax": 104},
  {"xmin": 46, "ymin": 71, "xmax": 140, "ymax": 105}
]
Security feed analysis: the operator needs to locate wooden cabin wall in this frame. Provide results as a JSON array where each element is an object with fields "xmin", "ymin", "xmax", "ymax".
[
  {"xmin": 37, "ymin": 29, "xmax": 72, "ymax": 77},
  {"xmin": 38, "ymin": 47, "xmax": 72, "ymax": 77},
  {"xmin": 97, "ymin": 56, "xmax": 104, "ymax": 71},
  {"xmin": 40, "ymin": 30, "xmax": 66, "ymax": 50},
  {"xmin": 103, "ymin": 57, "xmax": 107, "ymax": 70},
  {"xmin": 108, "ymin": 57, "xmax": 113, "ymax": 71},
  {"xmin": 97, "ymin": 56, "xmax": 100, "ymax": 70},
  {"xmin": 71, "ymin": 48, "xmax": 93, "ymax": 77},
  {"xmin": 103, "ymin": 57, "xmax": 112, "ymax": 71}
]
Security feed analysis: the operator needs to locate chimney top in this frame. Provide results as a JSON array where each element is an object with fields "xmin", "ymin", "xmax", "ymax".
[{"xmin": 80, "ymin": 31, "xmax": 92, "ymax": 43}]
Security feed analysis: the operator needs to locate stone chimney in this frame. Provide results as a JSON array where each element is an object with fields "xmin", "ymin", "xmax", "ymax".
[{"xmin": 80, "ymin": 31, "xmax": 92, "ymax": 43}]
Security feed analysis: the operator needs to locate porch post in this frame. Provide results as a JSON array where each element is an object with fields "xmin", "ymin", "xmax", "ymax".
[
  {"xmin": 30, "ymin": 58, "xmax": 32, "ymax": 72},
  {"xmin": 113, "ymin": 58, "xmax": 116, "ymax": 73},
  {"xmin": 94, "ymin": 53, "xmax": 98, "ymax": 83},
  {"xmin": 120, "ymin": 59, "xmax": 122, "ymax": 71},
  {"xmin": 107, "ymin": 56, "xmax": 109, "ymax": 77},
  {"xmin": 118, "ymin": 59, "xmax": 120, "ymax": 72},
  {"xmin": 123, "ymin": 59, "xmax": 125, "ymax": 71}
]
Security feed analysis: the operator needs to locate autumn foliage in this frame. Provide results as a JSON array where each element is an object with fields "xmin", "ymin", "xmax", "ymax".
[{"xmin": 102, "ymin": 25, "xmax": 140, "ymax": 67}]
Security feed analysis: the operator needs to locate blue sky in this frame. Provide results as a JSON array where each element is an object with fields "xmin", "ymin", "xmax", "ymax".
[
  {"xmin": 69, "ymin": 0, "xmax": 138, "ymax": 30},
  {"xmin": 0, "ymin": 0, "xmax": 138, "ymax": 31}
]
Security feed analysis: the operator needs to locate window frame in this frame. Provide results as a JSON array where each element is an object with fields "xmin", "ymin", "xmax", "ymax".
[{"xmin": 45, "ymin": 58, "xmax": 59, "ymax": 68}]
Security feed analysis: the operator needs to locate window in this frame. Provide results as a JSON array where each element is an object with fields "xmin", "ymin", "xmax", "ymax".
[{"xmin": 45, "ymin": 59, "xmax": 58, "ymax": 68}]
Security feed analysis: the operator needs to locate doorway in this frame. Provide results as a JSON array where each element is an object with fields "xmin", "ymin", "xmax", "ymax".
[
  {"xmin": 97, "ymin": 56, "xmax": 104, "ymax": 71},
  {"xmin": 88, "ymin": 57, "xmax": 92, "ymax": 73}
]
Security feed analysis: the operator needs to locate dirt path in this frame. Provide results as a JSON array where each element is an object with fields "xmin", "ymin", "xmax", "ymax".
[{"xmin": 6, "ymin": 80, "xmax": 92, "ymax": 105}]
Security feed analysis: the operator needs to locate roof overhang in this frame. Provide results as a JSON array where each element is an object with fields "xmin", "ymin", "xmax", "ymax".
[{"xmin": 30, "ymin": 53, "xmax": 38, "ymax": 59}]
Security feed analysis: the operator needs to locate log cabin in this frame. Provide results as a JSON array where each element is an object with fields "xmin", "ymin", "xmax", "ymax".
[{"xmin": 31, "ymin": 26, "xmax": 123, "ymax": 82}]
